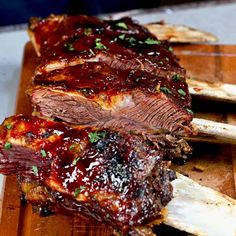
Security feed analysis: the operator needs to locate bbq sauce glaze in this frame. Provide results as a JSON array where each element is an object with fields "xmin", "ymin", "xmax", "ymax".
[
  {"xmin": 0, "ymin": 115, "xmax": 175, "ymax": 230},
  {"xmin": 31, "ymin": 15, "xmax": 183, "ymax": 73},
  {"xmin": 31, "ymin": 15, "xmax": 191, "ymax": 110},
  {"xmin": 34, "ymin": 61, "xmax": 191, "ymax": 108}
]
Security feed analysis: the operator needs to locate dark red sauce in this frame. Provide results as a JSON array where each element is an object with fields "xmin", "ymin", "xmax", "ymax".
[
  {"xmin": 34, "ymin": 62, "xmax": 191, "ymax": 108},
  {"xmin": 0, "ymin": 115, "xmax": 160, "ymax": 198},
  {"xmin": 32, "ymin": 15, "xmax": 182, "ymax": 73},
  {"xmin": 0, "ymin": 115, "xmax": 173, "ymax": 229}
]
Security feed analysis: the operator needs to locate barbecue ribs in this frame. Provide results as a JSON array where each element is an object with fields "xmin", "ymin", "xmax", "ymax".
[
  {"xmin": 0, "ymin": 115, "xmax": 175, "ymax": 233},
  {"xmin": 28, "ymin": 15, "xmax": 193, "ymax": 136},
  {"xmin": 0, "ymin": 14, "xmax": 196, "ymax": 235}
]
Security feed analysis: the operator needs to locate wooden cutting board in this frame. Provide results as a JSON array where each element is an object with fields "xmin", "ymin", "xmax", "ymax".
[{"xmin": 0, "ymin": 42, "xmax": 235, "ymax": 235}]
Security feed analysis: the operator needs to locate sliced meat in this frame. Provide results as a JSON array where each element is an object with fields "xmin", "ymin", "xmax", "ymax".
[
  {"xmin": 0, "ymin": 115, "xmax": 175, "ymax": 233},
  {"xmin": 29, "ymin": 61, "xmax": 192, "ymax": 136},
  {"xmin": 28, "ymin": 15, "xmax": 193, "ymax": 137}
]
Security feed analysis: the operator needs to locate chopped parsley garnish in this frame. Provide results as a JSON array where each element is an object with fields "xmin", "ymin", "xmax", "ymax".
[
  {"xmin": 118, "ymin": 34, "xmax": 125, "ymax": 40},
  {"xmin": 160, "ymin": 86, "xmax": 172, "ymax": 94},
  {"xmin": 64, "ymin": 43, "xmax": 75, "ymax": 52},
  {"xmin": 172, "ymin": 74, "xmax": 181, "ymax": 81},
  {"xmin": 84, "ymin": 28, "xmax": 92, "ymax": 36},
  {"xmin": 168, "ymin": 46, "xmax": 174, "ymax": 52},
  {"xmin": 144, "ymin": 38, "xmax": 161, "ymax": 45},
  {"xmin": 4, "ymin": 142, "xmax": 12, "ymax": 149},
  {"xmin": 135, "ymin": 77, "xmax": 142, "ymax": 82},
  {"xmin": 186, "ymin": 108, "xmax": 194, "ymax": 115},
  {"xmin": 72, "ymin": 157, "xmax": 81, "ymax": 166},
  {"xmin": 178, "ymin": 89, "xmax": 186, "ymax": 96},
  {"xmin": 88, "ymin": 131, "xmax": 106, "ymax": 143},
  {"xmin": 32, "ymin": 166, "xmax": 38, "ymax": 176},
  {"xmin": 74, "ymin": 186, "xmax": 86, "ymax": 198},
  {"xmin": 69, "ymin": 144, "xmax": 76, "ymax": 150},
  {"xmin": 115, "ymin": 22, "xmax": 128, "ymax": 30},
  {"xmin": 40, "ymin": 149, "xmax": 47, "ymax": 157},
  {"xmin": 127, "ymin": 37, "xmax": 136, "ymax": 43},
  {"xmin": 95, "ymin": 38, "xmax": 107, "ymax": 50},
  {"xmin": 5, "ymin": 124, "xmax": 12, "ymax": 130}
]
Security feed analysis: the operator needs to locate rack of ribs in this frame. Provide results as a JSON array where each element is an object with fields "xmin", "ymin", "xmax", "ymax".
[
  {"xmin": 0, "ymin": 115, "xmax": 175, "ymax": 234},
  {"xmin": 1, "ymin": 14, "xmax": 235, "ymax": 236},
  {"xmin": 28, "ymin": 15, "xmax": 193, "ymax": 137}
]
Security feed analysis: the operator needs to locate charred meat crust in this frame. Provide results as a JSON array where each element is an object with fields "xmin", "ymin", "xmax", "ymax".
[{"xmin": 0, "ymin": 115, "xmax": 176, "ymax": 233}]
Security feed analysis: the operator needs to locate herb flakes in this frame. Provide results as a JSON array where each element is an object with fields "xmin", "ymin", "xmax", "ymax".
[
  {"xmin": 74, "ymin": 186, "xmax": 86, "ymax": 198},
  {"xmin": 172, "ymin": 74, "xmax": 181, "ymax": 81},
  {"xmin": 69, "ymin": 144, "xmax": 76, "ymax": 150},
  {"xmin": 160, "ymin": 86, "xmax": 172, "ymax": 94},
  {"xmin": 64, "ymin": 43, "xmax": 75, "ymax": 52},
  {"xmin": 127, "ymin": 37, "xmax": 136, "ymax": 44},
  {"xmin": 178, "ymin": 89, "xmax": 186, "ymax": 96},
  {"xmin": 118, "ymin": 34, "xmax": 125, "ymax": 40},
  {"xmin": 115, "ymin": 22, "xmax": 128, "ymax": 30},
  {"xmin": 72, "ymin": 157, "xmax": 81, "ymax": 166},
  {"xmin": 95, "ymin": 38, "xmax": 107, "ymax": 50},
  {"xmin": 144, "ymin": 38, "xmax": 161, "ymax": 45},
  {"xmin": 88, "ymin": 131, "xmax": 106, "ymax": 143},
  {"xmin": 5, "ymin": 124, "xmax": 12, "ymax": 130},
  {"xmin": 40, "ymin": 149, "xmax": 47, "ymax": 157},
  {"xmin": 4, "ymin": 142, "xmax": 12, "ymax": 149},
  {"xmin": 32, "ymin": 166, "xmax": 38, "ymax": 176}
]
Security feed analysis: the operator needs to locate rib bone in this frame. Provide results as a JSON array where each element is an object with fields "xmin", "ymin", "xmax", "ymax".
[
  {"xmin": 188, "ymin": 79, "xmax": 236, "ymax": 104},
  {"xmin": 165, "ymin": 173, "xmax": 236, "ymax": 236},
  {"xmin": 190, "ymin": 118, "xmax": 236, "ymax": 145},
  {"xmin": 145, "ymin": 23, "xmax": 218, "ymax": 43}
]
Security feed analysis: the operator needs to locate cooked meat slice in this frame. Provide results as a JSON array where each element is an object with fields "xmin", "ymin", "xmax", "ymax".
[
  {"xmin": 0, "ymin": 115, "xmax": 175, "ymax": 233},
  {"xmin": 29, "ymin": 62, "xmax": 193, "ymax": 136},
  {"xmin": 28, "ymin": 15, "xmax": 193, "ymax": 137},
  {"xmin": 33, "ymin": 62, "xmax": 191, "ymax": 108},
  {"xmin": 29, "ymin": 15, "xmax": 184, "ymax": 79}
]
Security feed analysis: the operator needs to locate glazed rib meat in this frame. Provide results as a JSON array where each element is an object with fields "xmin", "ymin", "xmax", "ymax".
[
  {"xmin": 30, "ymin": 62, "xmax": 192, "ymax": 136},
  {"xmin": 29, "ymin": 15, "xmax": 184, "ymax": 77},
  {"xmin": 28, "ymin": 15, "xmax": 193, "ymax": 137},
  {"xmin": 0, "ymin": 115, "xmax": 175, "ymax": 233}
]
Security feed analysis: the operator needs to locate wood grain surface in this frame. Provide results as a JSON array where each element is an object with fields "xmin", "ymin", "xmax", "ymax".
[{"xmin": 0, "ymin": 42, "xmax": 235, "ymax": 235}]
